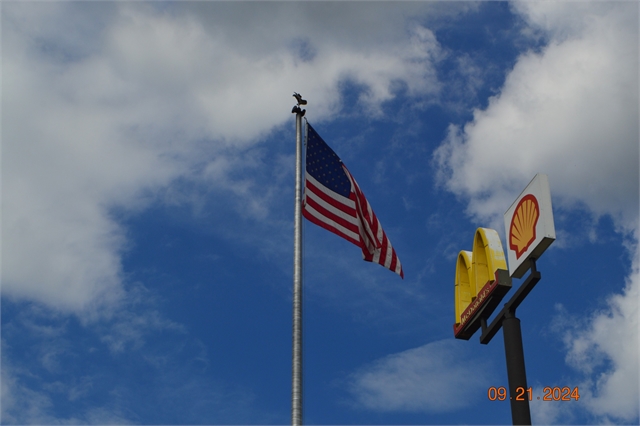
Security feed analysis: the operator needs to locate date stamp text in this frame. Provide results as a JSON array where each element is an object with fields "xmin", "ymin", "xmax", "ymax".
[{"xmin": 488, "ymin": 386, "xmax": 580, "ymax": 401}]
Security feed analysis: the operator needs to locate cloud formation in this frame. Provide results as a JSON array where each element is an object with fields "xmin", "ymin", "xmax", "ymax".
[
  {"xmin": 2, "ymin": 2, "xmax": 447, "ymax": 315},
  {"xmin": 348, "ymin": 339, "xmax": 492, "ymax": 412},
  {"xmin": 434, "ymin": 1, "xmax": 638, "ymax": 234},
  {"xmin": 552, "ymin": 254, "xmax": 639, "ymax": 423}
]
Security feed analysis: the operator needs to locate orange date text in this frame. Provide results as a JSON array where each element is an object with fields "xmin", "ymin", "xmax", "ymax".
[{"xmin": 488, "ymin": 386, "xmax": 580, "ymax": 401}]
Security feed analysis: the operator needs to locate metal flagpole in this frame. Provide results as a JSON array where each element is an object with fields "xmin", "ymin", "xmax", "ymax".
[{"xmin": 291, "ymin": 93, "xmax": 306, "ymax": 426}]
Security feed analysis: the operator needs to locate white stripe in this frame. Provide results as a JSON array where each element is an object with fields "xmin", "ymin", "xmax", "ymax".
[
  {"xmin": 394, "ymin": 259, "xmax": 402, "ymax": 274},
  {"xmin": 305, "ymin": 172, "xmax": 355, "ymax": 209},
  {"xmin": 356, "ymin": 202, "xmax": 376, "ymax": 253},
  {"xmin": 383, "ymin": 240, "xmax": 393, "ymax": 268},
  {"xmin": 372, "ymin": 216, "xmax": 384, "ymax": 264},
  {"xmin": 360, "ymin": 226, "xmax": 376, "ymax": 255},
  {"xmin": 341, "ymin": 167, "xmax": 377, "ymax": 251},
  {"xmin": 303, "ymin": 203, "xmax": 361, "ymax": 242},
  {"xmin": 305, "ymin": 188, "xmax": 358, "ymax": 227},
  {"xmin": 365, "ymin": 207, "xmax": 378, "ymax": 246},
  {"xmin": 372, "ymin": 244, "xmax": 381, "ymax": 264}
]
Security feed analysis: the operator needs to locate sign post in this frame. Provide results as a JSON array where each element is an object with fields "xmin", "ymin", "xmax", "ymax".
[{"xmin": 453, "ymin": 174, "xmax": 555, "ymax": 426}]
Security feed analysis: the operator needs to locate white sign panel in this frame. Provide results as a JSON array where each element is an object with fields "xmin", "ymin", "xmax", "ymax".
[{"xmin": 503, "ymin": 174, "xmax": 555, "ymax": 278}]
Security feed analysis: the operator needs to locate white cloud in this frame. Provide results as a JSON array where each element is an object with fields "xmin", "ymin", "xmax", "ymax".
[
  {"xmin": 347, "ymin": 339, "xmax": 492, "ymax": 413},
  {"xmin": 1, "ymin": 363, "xmax": 54, "ymax": 425},
  {"xmin": 549, "ymin": 253, "xmax": 639, "ymax": 423},
  {"xmin": 434, "ymin": 1, "xmax": 638, "ymax": 235},
  {"xmin": 529, "ymin": 388, "xmax": 577, "ymax": 425},
  {"xmin": 0, "ymin": 296, "xmax": 265, "ymax": 424},
  {"xmin": 2, "ymin": 2, "xmax": 448, "ymax": 315},
  {"xmin": 1, "ymin": 353, "xmax": 134, "ymax": 425},
  {"xmin": 533, "ymin": 254, "xmax": 639, "ymax": 424}
]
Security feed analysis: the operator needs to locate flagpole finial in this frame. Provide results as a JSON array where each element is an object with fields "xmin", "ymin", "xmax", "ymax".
[
  {"xmin": 291, "ymin": 105, "xmax": 306, "ymax": 117},
  {"xmin": 293, "ymin": 92, "xmax": 307, "ymax": 106},
  {"xmin": 292, "ymin": 93, "xmax": 307, "ymax": 116}
]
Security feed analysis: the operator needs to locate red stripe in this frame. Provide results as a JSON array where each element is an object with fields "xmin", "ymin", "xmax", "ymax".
[
  {"xmin": 349, "ymin": 176, "xmax": 378, "ymax": 250},
  {"xmin": 370, "ymin": 212, "xmax": 380, "ymax": 241},
  {"xmin": 305, "ymin": 179, "xmax": 356, "ymax": 216},
  {"xmin": 362, "ymin": 251, "xmax": 373, "ymax": 261},
  {"xmin": 389, "ymin": 248, "xmax": 398, "ymax": 272},
  {"xmin": 378, "ymin": 232, "xmax": 389, "ymax": 267},
  {"xmin": 302, "ymin": 207, "xmax": 361, "ymax": 247},
  {"xmin": 303, "ymin": 195, "xmax": 359, "ymax": 236}
]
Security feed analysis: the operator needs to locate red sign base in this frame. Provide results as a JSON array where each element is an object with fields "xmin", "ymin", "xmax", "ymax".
[{"xmin": 454, "ymin": 269, "xmax": 511, "ymax": 340}]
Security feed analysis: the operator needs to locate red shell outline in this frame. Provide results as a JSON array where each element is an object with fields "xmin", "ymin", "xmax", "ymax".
[{"xmin": 509, "ymin": 194, "xmax": 540, "ymax": 259}]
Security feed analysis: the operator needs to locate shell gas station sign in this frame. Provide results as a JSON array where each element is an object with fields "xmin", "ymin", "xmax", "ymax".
[
  {"xmin": 504, "ymin": 174, "xmax": 556, "ymax": 278},
  {"xmin": 453, "ymin": 174, "xmax": 556, "ymax": 341}
]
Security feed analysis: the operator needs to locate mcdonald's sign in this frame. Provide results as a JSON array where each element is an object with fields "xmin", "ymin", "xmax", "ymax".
[{"xmin": 454, "ymin": 228, "xmax": 512, "ymax": 340}]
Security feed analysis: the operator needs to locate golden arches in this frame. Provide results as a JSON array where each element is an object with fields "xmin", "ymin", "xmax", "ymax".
[
  {"xmin": 454, "ymin": 228, "xmax": 507, "ymax": 326},
  {"xmin": 455, "ymin": 251, "xmax": 472, "ymax": 324},
  {"xmin": 473, "ymin": 228, "xmax": 507, "ymax": 295}
]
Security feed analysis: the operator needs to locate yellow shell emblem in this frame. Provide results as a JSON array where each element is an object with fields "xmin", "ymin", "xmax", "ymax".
[{"xmin": 509, "ymin": 194, "xmax": 539, "ymax": 259}]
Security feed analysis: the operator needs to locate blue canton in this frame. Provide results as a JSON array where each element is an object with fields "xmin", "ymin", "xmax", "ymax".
[{"xmin": 306, "ymin": 124, "xmax": 351, "ymax": 198}]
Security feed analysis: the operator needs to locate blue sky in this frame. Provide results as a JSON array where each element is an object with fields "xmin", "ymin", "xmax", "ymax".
[{"xmin": 2, "ymin": 1, "xmax": 638, "ymax": 425}]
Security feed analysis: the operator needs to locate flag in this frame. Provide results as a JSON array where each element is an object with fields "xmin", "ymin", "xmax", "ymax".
[{"xmin": 302, "ymin": 123, "xmax": 404, "ymax": 278}]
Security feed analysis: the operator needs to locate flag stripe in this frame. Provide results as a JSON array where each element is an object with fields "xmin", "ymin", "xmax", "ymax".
[
  {"xmin": 305, "ymin": 173, "xmax": 357, "ymax": 217},
  {"xmin": 389, "ymin": 248, "xmax": 398, "ymax": 273},
  {"xmin": 302, "ymin": 205, "xmax": 361, "ymax": 246},
  {"xmin": 303, "ymin": 172, "xmax": 361, "ymax": 242},
  {"xmin": 303, "ymin": 195, "xmax": 360, "ymax": 240},
  {"xmin": 303, "ymin": 199, "xmax": 360, "ymax": 241},
  {"xmin": 345, "ymin": 167, "xmax": 379, "ymax": 252}
]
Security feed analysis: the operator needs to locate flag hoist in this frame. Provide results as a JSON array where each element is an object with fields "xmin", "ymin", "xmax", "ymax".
[{"xmin": 290, "ymin": 93, "xmax": 403, "ymax": 426}]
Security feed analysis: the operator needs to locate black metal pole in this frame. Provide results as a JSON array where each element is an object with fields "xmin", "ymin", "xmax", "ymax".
[{"xmin": 503, "ymin": 311, "xmax": 531, "ymax": 425}]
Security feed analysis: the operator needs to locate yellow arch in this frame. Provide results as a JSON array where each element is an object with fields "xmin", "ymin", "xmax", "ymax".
[
  {"xmin": 472, "ymin": 228, "xmax": 507, "ymax": 296},
  {"xmin": 454, "ymin": 250, "xmax": 473, "ymax": 325},
  {"xmin": 454, "ymin": 228, "xmax": 507, "ymax": 326}
]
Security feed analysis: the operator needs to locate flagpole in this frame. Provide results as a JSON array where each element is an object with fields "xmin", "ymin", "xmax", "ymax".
[{"xmin": 291, "ymin": 93, "xmax": 306, "ymax": 426}]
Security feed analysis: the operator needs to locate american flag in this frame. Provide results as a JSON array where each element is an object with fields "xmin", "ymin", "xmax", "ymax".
[{"xmin": 302, "ymin": 123, "xmax": 404, "ymax": 278}]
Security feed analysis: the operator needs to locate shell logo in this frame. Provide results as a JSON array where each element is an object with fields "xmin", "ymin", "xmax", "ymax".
[{"xmin": 509, "ymin": 194, "xmax": 539, "ymax": 259}]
